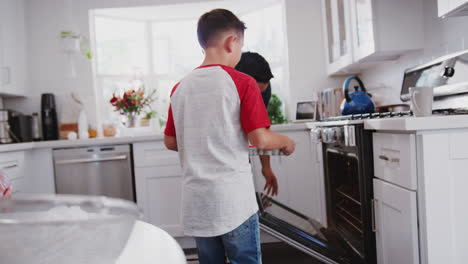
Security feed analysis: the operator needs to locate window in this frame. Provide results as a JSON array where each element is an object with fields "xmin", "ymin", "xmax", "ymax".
[{"xmin": 91, "ymin": 0, "xmax": 288, "ymax": 132}]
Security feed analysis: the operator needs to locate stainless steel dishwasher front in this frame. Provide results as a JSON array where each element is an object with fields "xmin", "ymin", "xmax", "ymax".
[{"xmin": 53, "ymin": 144, "xmax": 135, "ymax": 201}]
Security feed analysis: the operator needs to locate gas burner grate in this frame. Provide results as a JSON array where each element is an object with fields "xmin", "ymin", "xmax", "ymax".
[
  {"xmin": 321, "ymin": 111, "xmax": 413, "ymax": 122},
  {"xmin": 432, "ymin": 108, "xmax": 468, "ymax": 115}
]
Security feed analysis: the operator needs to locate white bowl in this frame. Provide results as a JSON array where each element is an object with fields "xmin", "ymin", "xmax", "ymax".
[{"xmin": 0, "ymin": 194, "xmax": 141, "ymax": 264}]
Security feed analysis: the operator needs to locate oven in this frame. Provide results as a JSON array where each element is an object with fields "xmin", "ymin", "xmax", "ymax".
[
  {"xmin": 322, "ymin": 124, "xmax": 376, "ymax": 263},
  {"xmin": 255, "ymin": 122, "xmax": 376, "ymax": 264}
]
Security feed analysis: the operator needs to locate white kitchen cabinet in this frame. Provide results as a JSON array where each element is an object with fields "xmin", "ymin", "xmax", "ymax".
[
  {"xmin": 251, "ymin": 128, "xmax": 327, "ymax": 227},
  {"xmin": 322, "ymin": 0, "xmax": 423, "ymax": 75},
  {"xmin": 0, "ymin": 148, "xmax": 55, "ymax": 195},
  {"xmin": 438, "ymin": 0, "xmax": 468, "ymax": 17},
  {"xmin": 417, "ymin": 131, "xmax": 468, "ymax": 264},
  {"xmin": 373, "ymin": 178, "xmax": 419, "ymax": 264},
  {"xmin": 133, "ymin": 141, "xmax": 184, "ymax": 237},
  {"xmin": 373, "ymin": 133, "xmax": 417, "ymax": 190},
  {"xmin": 24, "ymin": 148, "xmax": 56, "ymax": 194},
  {"xmin": 0, "ymin": 0, "xmax": 27, "ymax": 97},
  {"xmin": 0, "ymin": 150, "xmax": 25, "ymax": 193},
  {"xmin": 350, "ymin": 0, "xmax": 423, "ymax": 63},
  {"xmin": 321, "ymin": 0, "xmax": 357, "ymax": 75}
]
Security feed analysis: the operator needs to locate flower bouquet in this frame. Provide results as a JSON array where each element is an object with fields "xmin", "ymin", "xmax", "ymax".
[{"xmin": 110, "ymin": 89, "xmax": 156, "ymax": 127}]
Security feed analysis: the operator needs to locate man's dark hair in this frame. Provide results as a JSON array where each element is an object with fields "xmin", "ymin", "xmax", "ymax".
[
  {"xmin": 235, "ymin": 52, "xmax": 274, "ymax": 83},
  {"xmin": 197, "ymin": 9, "xmax": 246, "ymax": 49}
]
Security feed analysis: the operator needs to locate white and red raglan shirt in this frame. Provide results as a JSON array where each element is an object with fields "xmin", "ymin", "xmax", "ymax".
[{"xmin": 164, "ymin": 64, "xmax": 271, "ymax": 237}]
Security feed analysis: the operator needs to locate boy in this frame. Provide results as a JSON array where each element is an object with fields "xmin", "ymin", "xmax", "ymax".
[
  {"xmin": 164, "ymin": 9, "xmax": 295, "ymax": 264},
  {"xmin": 236, "ymin": 52, "xmax": 278, "ymax": 197}
]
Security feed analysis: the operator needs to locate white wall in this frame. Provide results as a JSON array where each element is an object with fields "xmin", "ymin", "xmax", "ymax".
[
  {"xmin": 4, "ymin": 0, "xmax": 342, "ymax": 126},
  {"xmin": 284, "ymin": 0, "xmax": 344, "ymax": 118},
  {"xmin": 360, "ymin": 0, "xmax": 468, "ymax": 106}
]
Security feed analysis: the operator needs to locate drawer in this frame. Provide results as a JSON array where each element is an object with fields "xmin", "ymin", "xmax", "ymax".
[
  {"xmin": 373, "ymin": 133, "xmax": 417, "ymax": 190},
  {"xmin": 0, "ymin": 151, "xmax": 25, "ymax": 181},
  {"xmin": 10, "ymin": 177, "xmax": 26, "ymax": 194},
  {"xmin": 133, "ymin": 141, "xmax": 179, "ymax": 168}
]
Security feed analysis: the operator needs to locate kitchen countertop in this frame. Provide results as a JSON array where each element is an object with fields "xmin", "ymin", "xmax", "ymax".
[
  {"xmin": 0, "ymin": 123, "xmax": 312, "ymax": 153},
  {"xmin": 0, "ymin": 134, "xmax": 164, "ymax": 153},
  {"xmin": 270, "ymin": 122, "xmax": 313, "ymax": 132},
  {"xmin": 364, "ymin": 114, "xmax": 468, "ymax": 131}
]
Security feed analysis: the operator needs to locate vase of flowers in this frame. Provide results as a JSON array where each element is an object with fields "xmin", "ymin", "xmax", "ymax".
[{"xmin": 110, "ymin": 89, "xmax": 156, "ymax": 128}]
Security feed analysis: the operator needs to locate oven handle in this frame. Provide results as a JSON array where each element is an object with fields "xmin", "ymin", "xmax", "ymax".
[
  {"xmin": 326, "ymin": 148, "xmax": 358, "ymax": 159},
  {"xmin": 371, "ymin": 199, "xmax": 377, "ymax": 232}
]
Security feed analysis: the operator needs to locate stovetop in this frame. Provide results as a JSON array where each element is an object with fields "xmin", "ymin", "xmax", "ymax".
[
  {"xmin": 321, "ymin": 108, "xmax": 468, "ymax": 122},
  {"xmin": 321, "ymin": 111, "xmax": 412, "ymax": 122}
]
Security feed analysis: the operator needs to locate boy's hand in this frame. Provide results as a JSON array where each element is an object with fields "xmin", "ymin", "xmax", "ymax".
[
  {"xmin": 281, "ymin": 138, "xmax": 296, "ymax": 156},
  {"xmin": 262, "ymin": 167, "xmax": 278, "ymax": 196}
]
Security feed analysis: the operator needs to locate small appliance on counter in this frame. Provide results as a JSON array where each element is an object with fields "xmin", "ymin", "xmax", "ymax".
[
  {"xmin": 41, "ymin": 93, "xmax": 59, "ymax": 141},
  {"xmin": 31, "ymin": 112, "xmax": 42, "ymax": 141},
  {"xmin": 0, "ymin": 110, "xmax": 13, "ymax": 144},
  {"xmin": 9, "ymin": 113, "xmax": 33, "ymax": 143}
]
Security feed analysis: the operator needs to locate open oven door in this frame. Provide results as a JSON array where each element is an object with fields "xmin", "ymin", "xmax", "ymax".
[{"xmin": 256, "ymin": 193, "xmax": 362, "ymax": 264}]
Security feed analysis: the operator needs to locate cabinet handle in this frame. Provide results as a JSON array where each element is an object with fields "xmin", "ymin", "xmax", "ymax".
[
  {"xmin": 1, "ymin": 164, "xmax": 18, "ymax": 170},
  {"xmin": 371, "ymin": 199, "xmax": 377, "ymax": 232},
  {"xmin": 378, "ymin": 155, "xmax": 389, "ymax": 161}
]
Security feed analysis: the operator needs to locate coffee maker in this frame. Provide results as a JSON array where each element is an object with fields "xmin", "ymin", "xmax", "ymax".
[{"xmin": 41, "ymin": 93, "xmax": 59, "ymax": 140}]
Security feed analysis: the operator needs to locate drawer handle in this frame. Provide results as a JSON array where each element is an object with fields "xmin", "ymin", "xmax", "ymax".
[
  {"xmin": 1, "ymin": 164, "xmax": 18, "ymax": 170},
  {"xmin": 390, "ymin": 158, "xmax": 400, "ymax": 163},
  {"xmin": 378, "ymin": 155, "xmax": 389, "ymax": 161}
]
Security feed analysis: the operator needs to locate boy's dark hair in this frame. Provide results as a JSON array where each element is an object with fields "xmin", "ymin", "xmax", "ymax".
[
  {"xmin": 235, "ymin": 52, "xmax": 274, "ymax": 83},
  {"xmin": 197, "ymin": 9, "xmax": 246, "ymax": 49}
]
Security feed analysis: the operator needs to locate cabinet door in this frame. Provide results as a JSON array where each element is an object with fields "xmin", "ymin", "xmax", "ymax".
[
  {"xmin": 451, "ymin": 0, "xmax": 468, "ymax": 10},
  {"xmin": 0, "ymin": 0, "xmax": 26, "ymax": 96},
  {"xmin": 321, "ymin": 0, "xmax": 355, "ymax": 75},
  {"xmin": 373, "ymin": 179, "xmax": 419, "ymax": 264},
  {"xmin": 135, "ymin": 165, "xmax": 184, "ymax": 237},
  {"xmin": 251, "ymin": 154, "xmax": 289, "ymax": 206},
  {"xmin": 350, "ymin": 0, "xmax": 375, "ymax": 62},
  {"xmin": 438, "ymin": 0, "xmax": 452, "ymax": 16}
]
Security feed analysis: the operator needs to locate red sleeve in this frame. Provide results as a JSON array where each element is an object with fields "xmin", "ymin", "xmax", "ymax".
[
  {"xmin": 164, "ymin": 106, "xmax": 176, "ymax": 136},
  {"xmin": 164, "ymin": 83, "xmax": 180, "ymax": 137},
  {"xmin": 223, "ymin": 66, "xmax": 271, "ymax": 134}
]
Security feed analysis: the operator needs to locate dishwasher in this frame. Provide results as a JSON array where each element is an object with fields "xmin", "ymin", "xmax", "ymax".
[{"xmin": 53, "ymin": 144, "xmax": 135, "ymax": 202}]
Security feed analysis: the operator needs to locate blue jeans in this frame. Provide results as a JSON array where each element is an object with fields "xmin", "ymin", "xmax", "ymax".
[{"xmin": 195, "ymin": 213, "xmax": 262, "ymax": 264}]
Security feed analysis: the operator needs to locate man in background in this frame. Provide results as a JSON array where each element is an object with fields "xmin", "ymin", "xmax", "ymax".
[{"xmin": 236, "ymin": 52, "xmax": 278, "ymax": 197}]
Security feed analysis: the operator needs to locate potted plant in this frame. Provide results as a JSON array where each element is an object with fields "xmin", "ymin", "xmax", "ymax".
[
  {"xmin": 268, "ymin": 94, "xmax": 288, "ymax": 124},
  {"xmin": 60, "ymin": 31, "xmax": 93, "ymax": 59},
  {"xmin": 140, "ymin": 110, "xmax": 157, "ymax": 127},
  {"xmin": 110, "ymin": 89, "xmax": 156, "ymax": 127}
]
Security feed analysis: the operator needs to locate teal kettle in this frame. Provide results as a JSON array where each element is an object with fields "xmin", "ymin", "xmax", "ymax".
[{"xmin": 340, "ymin": 76, "xmax": 375, "ymax": 115}]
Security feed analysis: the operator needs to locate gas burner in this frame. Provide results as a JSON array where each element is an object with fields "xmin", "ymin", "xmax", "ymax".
[{"xmin": 433, "ymin": 108, "xmax": 468, "ymax": 115}]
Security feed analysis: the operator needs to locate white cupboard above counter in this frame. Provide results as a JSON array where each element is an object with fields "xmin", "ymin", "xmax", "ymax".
[
  {"xmin": 438, "ymin": 0, "xmax": 468, "ymax": 17},
  {"xmin": 321, "ymin": 0, "xmax": 424, "ymax": 76},
  {"xmin": 0, "ymin": 0, "xmax": 27, "ymax": 97}
]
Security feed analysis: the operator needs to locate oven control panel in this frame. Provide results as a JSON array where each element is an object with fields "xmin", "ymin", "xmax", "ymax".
[{"xmin": 318, "ymin": 126, "xmax": 356, "ymax": 147}]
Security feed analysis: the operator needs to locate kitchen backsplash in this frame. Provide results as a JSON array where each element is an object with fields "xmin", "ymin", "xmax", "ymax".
[{"xmin": 361, "ymin": 0, "xmax": 468, "ymax": 106}]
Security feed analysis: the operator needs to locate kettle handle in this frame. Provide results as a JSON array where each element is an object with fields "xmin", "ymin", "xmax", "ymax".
[{"xmin": 343, "ymin": 75, "xmax": 367, "ymax": 102}]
